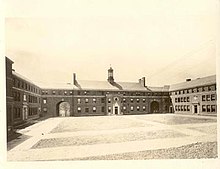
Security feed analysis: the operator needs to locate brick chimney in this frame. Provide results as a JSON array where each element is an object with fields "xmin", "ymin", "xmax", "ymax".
[
  {"xmin": 73, "ymin": 73, "xmax": 77, "ymax": 85},
  {"xmin": 139, "ymin": 77, "xmax": 146, "ymax": 87}
]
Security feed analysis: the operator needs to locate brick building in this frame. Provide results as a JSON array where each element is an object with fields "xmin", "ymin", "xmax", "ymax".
[{"xmin": 5, "ymin": 56, "xmax": 217, "ymax": 138}]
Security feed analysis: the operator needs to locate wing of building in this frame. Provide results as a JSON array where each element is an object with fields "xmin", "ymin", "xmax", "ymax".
[{"xmin": 5, "ymin": 57, "xmax": 217, "ymax": 139}]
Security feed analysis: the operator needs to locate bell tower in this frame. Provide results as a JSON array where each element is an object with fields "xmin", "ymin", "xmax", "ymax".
[{"xmin": 107, "ymin": 66, "xmax": 114, "ymax": 84}]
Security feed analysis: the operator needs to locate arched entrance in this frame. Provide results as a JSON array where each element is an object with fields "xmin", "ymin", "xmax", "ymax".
[
  {"xmin": 150, "ymin": 101, "xmax": 159, "ymax": 113},
  {"xmin": 57, "ymin": 102, "xmax": 70, "ymax": 117}
]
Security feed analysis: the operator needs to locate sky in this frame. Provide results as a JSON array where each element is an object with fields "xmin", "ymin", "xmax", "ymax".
[{"xmin": 5, "ymin": 0, "xmax": 218, "ymax": 86}]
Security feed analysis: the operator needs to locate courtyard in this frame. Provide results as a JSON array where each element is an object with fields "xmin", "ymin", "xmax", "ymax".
[{"xmin": 7, "ymin": 114, "xmax": 217, "ymax": 161}]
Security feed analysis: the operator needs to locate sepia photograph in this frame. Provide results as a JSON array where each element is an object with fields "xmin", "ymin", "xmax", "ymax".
[{"xmin": 1, "ymin": 0, "xmax": 220, "ymax": 169}]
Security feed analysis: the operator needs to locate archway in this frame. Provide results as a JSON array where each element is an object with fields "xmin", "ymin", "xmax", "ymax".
[
  {"xmin": 57, "ymin": 102, "xmax": 70, "ymax": 117},
  {"xmin": 150, "ymin": 101, "xmax": 159, "ymax": 113}
]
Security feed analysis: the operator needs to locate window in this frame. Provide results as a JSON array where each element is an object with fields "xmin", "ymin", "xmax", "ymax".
[
  {"xmin": 184, "ymin": 105, "xmax": 186, "ymax": 111},
  {"xmin": 123, "ymin": 98, "xmax": 126, "ymax": 102},
  {"xmin": 123, "ymin": 106, "xmax": 126, "ymax": 110},
  {"xmin": 130, "ymin": 99, "xmax": 133, "ymax": 102},
  {"xmin": 23, "ymin": 94, "xmax": 27, "ymax": 101},
  {"xmin": 85, "ymin": 108, "xmax": 89, "ymax": 113},
  {"xmin": 102, "ymin": 107, "xmax": 105, "ymax": 112},
  {"xmin": 77, "ymin": 98, "xmax": 81, "ymax": 104},
  {"xmin": 181, "ymin": 105, "xmax": 183, "ymax": 111},
  {"xmin": 211, "ymin": 105, "xmax": 216, "ymax": 112},
  {"xmin": 77, "ymin": 107, "xmax": 81, "ymax": 113},
  {"xmin": 108, "ymin": 98, "xmax": 111, "ymax": 103},
  {"xmin": 84, "ymin": 91, "xmax": 87, "ymax": 95},
  {"xmin": 187, "ymin": 105, "xmax": 190, "ymax": 111},
  {"xmin": 143, "ymin": 98, "xmax": 146, "ymax": 102},
  {"xmin": 85, "ymin": 98, "xmax": 89, "ymax": 103},
  {"xmin": 211, "ymin": 94, "xmax": 215, "ymax": 101},
  {"xmin": 93, "ymin": 98, "xmax": 96, "ymax": 103},
  {"xmin": 175, "ymin": 106, "xmax": 178, "ymax": 111},
  {"xmin": 202, "ymin": 95, "xmax": 206, "ymax": 101},
  {"xmin": 181, "ymin": 97, "xmax": 183, "ymax": 102},
  {"xmin": 52, "ymin": 91, "xmax": 56, "ymax": 94},
  {"xmin": 175, "ymin": 98, "xmax": 178, "ymax": 103},
  {"xmin": 137, "ymin": 99, "xmax": 140, "ymax": 103},
  {"xmin": 143, "ymin": 106, "xmax": 146, "ymax": 111},
  {"xmin": 207, "ymin": 105, "xmax": 211, "ymax": 112},
  {"xmin": 101, "ymin": 98, "xmax": 105, "ymax": 103},
  {"xmin": 202, "ymin": 105, "xmax": 206, "ymax": 112},
  {"xmin": 70, "ymin": 91, "xmax": 73, "ymax": 95},
  {"xmin": 43, "ymin": 99, "xmax": 47, "ymax": 104},
  {"xmin": 187, "ymin": 97, "xmax": 190, "ymax": 102},
  {"xmin": 64, "ymin": 91, "xmax": 67, "ymax": 95},
  {"xmin": 131, "ymin": 106, "xmax": 134, "ymax": 111},
  {"xmin": 184, "ymin": 97, "xmax": 186, "ymax": 102},
  {"xmin": 108, "ymin": 107, "xmax": 111, "ymax": 112},
  {"xmin": 178, "ymin": 98, "xmax": 180, "ymax": 102},
  {"xmin": 206, "ymin": 95, "xmax": 210, "ymax": 101},
  {"xmin": 77, "ymin": 91, "xmax": 80, "ymax": 95},
  {"xmin": 137, "ymin": 106, "xmax": 140, "ymax": 111},
  {"xmin": 43, "ymin": 108, "xmax": 47, "ymax": 112},
  {"xmin": 93, "ymin": 107, "xmax": 96, "ymax": 112}
]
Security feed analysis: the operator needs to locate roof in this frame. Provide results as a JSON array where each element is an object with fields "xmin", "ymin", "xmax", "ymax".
[
  {"xmin": 12, "ymin": 71, "xmax": 36, "ymax": 86},
  {"xmin": 169, "ymin": 75, "xmax": 216, "ymax": 91}
]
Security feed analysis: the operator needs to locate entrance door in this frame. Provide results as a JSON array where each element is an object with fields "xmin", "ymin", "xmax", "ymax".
[
  {"xmin": 23, "ymin": 106, "xmax": 28, "ymax": 120},
  {"xmin": 115, "ymin": 107, "xmax": 118, "ymax": 115},
  {"xmin": 194, "ymin": 105, "xmax": 198, "ymax": 114}
]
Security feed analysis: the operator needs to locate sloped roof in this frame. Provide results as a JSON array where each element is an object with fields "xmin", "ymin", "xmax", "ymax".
[
  {"xmin": 169, "ymin": 75, "xmax": 216, "ymax": 91},
  {"xmin": 75, "ymin": 80, "xmax": 119, "ymax": 90},
  {"xmin": 117, "ymin": 82, "xmax": 150, "ymax": 91},
  {"xmin": 35, "ymin": 82, "xmax": 77, "ymax": 90},
  {"xmin": 13, "ymin": 71, "xmax": 36, "ymax": 86},
  {"xmin": 148, "ymin": 86, "xmax": 170, "ymax": 92}
]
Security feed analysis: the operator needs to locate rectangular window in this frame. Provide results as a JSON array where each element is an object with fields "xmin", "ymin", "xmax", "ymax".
[
  {"xmin": 85, "ymin": 108, "xmax": 89, "ymax": 113},
  {"xmin": 102, "ymin": 107, "xmax": 105, "ymax": 112},
  {"xmin": 187, "ymin": 105, "xmax": 190, "ymax": 111},
  {"xmin": 123, "ymin": 98, "xmax": 126, "ymax": 102},
  {"xmin": 211, "ymin": 94, "xmax": 215, "ymax": 101},
  {"xmin": 77, "ymin": 107, "xmax": 81, "ymax": 113},
  {"xmin": 202, "ymin": 105, "xmax": 206, "ymax": 112},
  {"xmin": 178, "ymin": 98, "xmax": 180, "ymax": 103},
  {"xmin": 131, "ymin": 106, "xmax": 134, "ymax": 111},
  {"xmin": 52, "ymin": 91, "xmax": 56, "ymax": 94},
  {"xmin": 43, "ymin": 108, "xmax": 47, "ymax": 112},
  {"xmin": 206, "ymin": 95, "xmax": 211, "ymax": 101},
  {"xmin": 85, "ymin": 98, "xmax": 89, "ymax": 103},
  {"xmin": 93, "ymin": 98, "xmax": 96, "ymax": 103},
  {"xmin": 23, "ymin": 94, "xmax": 27, "ymax": 101},
  {"xmin": 101, "ymin": 98, "xmax": 105, "ymax": 103},
  {"xmin": 93, "ymin": 107, "xmax": 96, "ymax": 112},
  {"xmin": 202, "ymin": 95, "xmax": 206, "ymax": 101},
  {"xmin": 123, "ymin": 106, "xmax": 126, "ymax": 110},
  {"xmin": 143, "ymin": 98, "xmax": 146, "ymax": 102},
  {"xmin": 137, "ymin": 99, "xmax": 140, "ymax": 103},
  {"xmin": 43, "ymin": 99, "xmax": 47, "ymax": 104},
  {"xmin": 175, "ymin": 106, "xmax": 178, "ymax": 111},
  {"xmin": 207, "ymin": 105, "xmax": 211, "ymax": 112},
  {"xmin": 108, "ymin": 98, "xmax": 111, "ymax": 103},
  {"xmin": 77, "ymin": 98, "xmax": 81, "ymax": 104},
  {"xmin": 184, "ymin": 105, "xmax": 186, "ymax": 111},
  {"xmin": 211, "ymin": 105, "xmax": 216, "ymax": 112},
  {"xmin": 175, "ymin": 98, "xmax": 177, "ymax": 103},
  {"xmin": 130, "ymin": 99, "xmax": 133, "ymax": 102},
  {"xmin": 184, "ymin": 97, "xmax": 186, "ymax": 102},
  {"xmin": 181, "ymin": 97, "xmax": 183, "ymax": 102},
  {"xmin": 108, "ymin": 107, "xmax": 111, "ymax": 112},
  {"xmin": 143, "ymin": 106, "xmax": 146, "ymax": 111},
  {"xmin": 181, "ymin": 105, "xmax": 183, "ymax": 111},
  {"xmin": 137, "ymin": 106, "xmax": 140, "ymax": 111}
]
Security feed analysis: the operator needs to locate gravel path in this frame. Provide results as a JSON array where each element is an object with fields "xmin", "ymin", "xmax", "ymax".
[{"xmin": 72, "ymin": 142, "xmax": 217, "ymax": 160}]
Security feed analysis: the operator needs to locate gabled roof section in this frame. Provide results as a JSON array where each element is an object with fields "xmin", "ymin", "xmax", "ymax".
[
  {"xmin": 117, "ymin": 82, "xmax": 150, "ymax": 91},
  {"xmin": 75, "ymin": 80, "xmax": 119, "ymax": 90},
  {"xmin": 169, "ymin": 75, "xmax": 216, "ymax": 91},
  {"xmin": 13, "ymin": 71, "xmax": 35, "ymax": 85}
]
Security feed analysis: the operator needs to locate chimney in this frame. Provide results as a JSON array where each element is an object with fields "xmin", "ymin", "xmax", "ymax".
[
  {"xmin": 186, "ymin": 78, "xmax": 191, "ymax": 82},
  {"xmin": 139, "ymin": 77, "xmax": 146, "ymax": 87},
  {"xmin": 73, "ymin": 73, "xmax": 77, "ymax": 85}
]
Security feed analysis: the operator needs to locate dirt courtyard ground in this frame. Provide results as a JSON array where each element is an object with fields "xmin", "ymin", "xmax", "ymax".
[{"xmin": 7, "ymin": 113, "xmax": 217, "ymax": 161}]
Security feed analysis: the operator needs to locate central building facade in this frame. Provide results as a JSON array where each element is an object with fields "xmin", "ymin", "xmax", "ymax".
[{"xmin": 40, "ymin": 67, "xmax": 171, "ymax": 117}]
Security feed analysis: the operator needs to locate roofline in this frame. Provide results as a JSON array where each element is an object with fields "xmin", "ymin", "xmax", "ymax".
[{"xmin": 5, "ymin": 56, "xmax": 14, "ymax": 64}]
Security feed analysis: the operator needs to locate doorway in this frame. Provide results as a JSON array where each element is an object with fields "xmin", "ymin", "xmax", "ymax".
[
  {"xmin": 57, "ymin": 102, "xmax": 70, "ymax": 117},
  {"xmin": 115, "ymin": 107, "xmax": 118, "ymax": 115}
]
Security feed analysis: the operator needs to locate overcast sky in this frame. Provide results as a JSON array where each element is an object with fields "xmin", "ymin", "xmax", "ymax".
[{"xmin": 5, "ymin": 0, "xmax": 218, "ymax": 86}]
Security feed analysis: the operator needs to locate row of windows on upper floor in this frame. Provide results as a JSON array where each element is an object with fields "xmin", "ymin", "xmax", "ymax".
[
  {"xmin": 175, "ymin": 104, "xmax": 216, "ymax": 113},
  {"xmin": 41, "ymin": 90, "xmax": 169, "ymax": 96},
  {"xmin": 174, "ymin": 94, "xmax": 216, "ymax": 103},
  {"xmin": 42, "ymin": 98, "xmax": 169, "ymax": 104},
  {"xmin": 13, "ymin": 91, "xmax": 40, "ymax": 103},
  {"xmin": 171, "ymin": 85, "xmax": 216, "ymax": 96},
  {"xmin": 75, "ymin": 105, "xmax": 149, "ymax": 113},
  {"xmin": 14, "ymin": 78, "xmax": 41, "ymax": 94}
]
